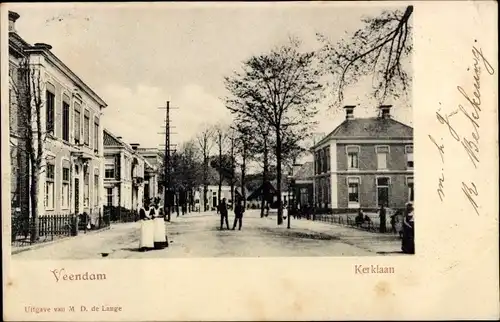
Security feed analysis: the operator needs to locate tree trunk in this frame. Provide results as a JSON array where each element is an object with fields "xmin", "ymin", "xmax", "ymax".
[
  {"xmin": 218, "ymin": 134, "xmax": 222, "ymax": 210},
  {"xmin": 241, "ymin": 144, "xmax": 246, "ymax": 208},
  {"xmin": 230, "ymin": 138, "xmax": 235, "ymax": 209},
  {"xmin": 260, "ymin": 136, "xmax": 268, "ymax": 218},
  {"xmin": 30, "ymin": 164, "xmax": 39, "ymax": 242},
  {"xmin": 203, "ymin": 152, "xmax": 208, "ymax": 212},
  {"xmin": 276, "ymin": 130, "xmax": 283, "ymax": 225}
]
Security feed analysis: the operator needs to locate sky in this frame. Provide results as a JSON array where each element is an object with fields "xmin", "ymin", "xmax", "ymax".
[{"xmin": 9, "ymin": 2, "xmax": 412, "ymax": 162}]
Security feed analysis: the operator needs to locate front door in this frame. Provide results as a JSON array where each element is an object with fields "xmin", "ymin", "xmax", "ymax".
[
  {"xmin": 377, "ymin": 177, "xmax": 390, "ymax": 207},
  {"xmin": 74, "ymin": 178, "xmax": 80, "ymax": 214}
]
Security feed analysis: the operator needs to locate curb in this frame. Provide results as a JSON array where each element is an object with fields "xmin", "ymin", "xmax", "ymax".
[{"xmin": 11, "ymin": 226, "xmax": 111, "ymax": 255}]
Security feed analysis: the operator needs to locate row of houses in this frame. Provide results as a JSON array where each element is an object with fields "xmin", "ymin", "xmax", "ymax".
[{"xmin": 8, "ymin": 11, "xmax": 165, "ymax": 224}]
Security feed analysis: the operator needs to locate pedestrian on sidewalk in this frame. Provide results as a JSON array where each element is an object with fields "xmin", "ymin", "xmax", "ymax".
[
  {"xmin": 219, "ymin": 198, "xmax": 230, "ymax": 230},
  {"xmin": 153, "ymin": 204, "xmax": 168, "ymax": 249},
  {"xmin": 401, "ymin": 203, "xmax": 415, "ymax": 254},
  {"xmin": 379, "ymin": 204, "xmax": 387, "ymax": 233},
  {"xmin": 138, "ymin": 205, "xmax": 154, "ymax": 252},
  {"xmin": 232, "ymin": 199, "xmax": 244, "ymax": 230}
]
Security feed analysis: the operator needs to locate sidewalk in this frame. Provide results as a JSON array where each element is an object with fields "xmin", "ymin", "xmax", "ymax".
[{"xmin": 262, "ymin": 216, "xmax": 402, "ymax": 254}]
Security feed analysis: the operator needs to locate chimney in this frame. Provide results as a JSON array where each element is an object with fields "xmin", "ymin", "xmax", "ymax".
[
  {"xmin": 9, "ymin": 11, "xmax": 20, "ymax": 33},
  {"xmin": 379, "ymin": 105, "xmax": 392, "ymax": 119},
  {"xmin": 344, "ymin": 105, "xmax": 355, "ymax": 120},
  {"xmin": 130, "ymin": 143, "xmax": 140, "ymax": 151}
]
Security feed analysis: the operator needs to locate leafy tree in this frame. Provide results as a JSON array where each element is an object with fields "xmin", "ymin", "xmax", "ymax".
[
  {"xmin": 225, "ymin": 38, "xmax": 323, "ymax": 225},
  {"xmin": 318, "ymin": 6, "xmax": 413, "ymax": 108}
]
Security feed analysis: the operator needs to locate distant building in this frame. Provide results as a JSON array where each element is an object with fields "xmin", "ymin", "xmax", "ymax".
[
  {"xmin": 135, "ymin": 148, "xmax": 162, "ymax": 203},
  {"xmin": 103, "ymin": 130, "xmax": 145, "ymax": 212},
  {"xmin": 311, "ymin": 105, "xmax": 413, "ymax": 211},
  {"xmin": 291, "ymin": 162, "xmax": 314, "ymax": 208},
  {"xmin": 9, "ymin": 11, "xmax": 106, "ymax": 222}
]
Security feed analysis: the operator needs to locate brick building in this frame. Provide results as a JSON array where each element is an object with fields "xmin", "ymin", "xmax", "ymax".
[
  {"xmin": 9, "ymin": 11, "xmax": 107, "ymax": 222},
  {"xmin": 311, "ymin": 105, "xmax": 414, "ymax": 211}
]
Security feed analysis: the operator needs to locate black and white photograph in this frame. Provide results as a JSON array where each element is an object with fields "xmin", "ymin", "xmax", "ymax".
[
  {"xmin": 7, "ymin": 4, "xmax": 414, "ymax": 260},
  {"xmin": 2, "ymin": 2, "xmax": 499, "ymax": 321}
]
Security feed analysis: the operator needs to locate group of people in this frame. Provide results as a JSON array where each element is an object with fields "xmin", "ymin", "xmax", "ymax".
[
  {"xmin": 357, "ymin": 202, "xmax": 415, "ymax": 254},
  {"xmin": 138, "ymin": 201, "xmax": 168, "ymax": 252},
  {"xmin": 217, "ymin": 198, "xmax": 245, "ymax": 230}
]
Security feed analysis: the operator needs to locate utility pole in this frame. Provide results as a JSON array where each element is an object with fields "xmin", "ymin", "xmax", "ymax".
[{"xmin": 158, "ymin": 101, "xmax": 177, "ymax": 222}]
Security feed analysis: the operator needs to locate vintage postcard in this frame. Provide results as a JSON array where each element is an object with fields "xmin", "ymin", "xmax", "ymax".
[{"xmin": 1, "ymin": 1, "xmax": 498, "ymax": 321}]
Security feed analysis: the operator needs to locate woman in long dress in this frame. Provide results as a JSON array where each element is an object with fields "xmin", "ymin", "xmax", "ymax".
[
  {"xmin": 153, "ymin": 205, "xmax": 168, "ymax": 249},
  {"xmin": 401, "ymin": 203, "xmax": 415, "ymax": 254},
  {"xmin": 139, "ymin": 206, "xmax": 154, "ymax": 251}
]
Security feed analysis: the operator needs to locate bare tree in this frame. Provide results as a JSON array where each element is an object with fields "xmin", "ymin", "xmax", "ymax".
[
  {"xmin": 318, "ymin": 5, "xmax": 413, "ymax": 108},
  {"xmin": 9, "ymin": 57, "xmax": 46, "ymax": 242},
  {"xmin": 196, "ymin": 125, "xmax": 215, "ymax": 212},
  {"xmin": 225, "ymin": 38, "xmax": 323, "ymax": 225},
  {"xmin": 214, "ymin": 124, "xmax": 229, "ymax": 210}
]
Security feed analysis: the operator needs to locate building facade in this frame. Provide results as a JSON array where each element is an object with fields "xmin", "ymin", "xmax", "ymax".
[
  {"xmin": 135, "ymin": 148, "xmax": 161, "ymax": 204},
  {"xmin": 103, "ymin": 130, "xmax": 145, "ymax": 212},
  {"xmin": 9, "ymin": 11, "xmax": 107, "ymax": 222},
  {"xmin": 312, "ymin": 105, "xmax": 414, "ymax": 211}
]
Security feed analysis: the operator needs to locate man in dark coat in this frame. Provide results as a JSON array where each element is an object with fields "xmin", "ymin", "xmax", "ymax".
[
  {"xmin": 379, "ymin": 204, "xmax": 387, "ymax": 233},
  {"xmin": 219, "ymin": 198, "xmax": 230, "ymax": 230},
  {"xmin": 232, "ymin": 199, "xmax": 245, "ymax": 230}
]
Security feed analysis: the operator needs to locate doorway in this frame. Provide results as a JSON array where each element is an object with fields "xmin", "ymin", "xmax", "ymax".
[
  {"xmin": 377, "ymin": 177, "xmax": 390, "ymax": 207},
  {"xmin": 74, "ymin": 178, "xmax": 80, "ymax": 215}
]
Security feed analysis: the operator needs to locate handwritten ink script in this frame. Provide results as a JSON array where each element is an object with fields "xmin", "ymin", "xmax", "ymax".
[{"xmin": 429, "ymin": 41, "xmax": 495, "ymax": 216}]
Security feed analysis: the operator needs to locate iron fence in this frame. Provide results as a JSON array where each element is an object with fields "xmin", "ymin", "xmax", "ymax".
[{"xmin": 11, "ymin": 213, "xmax": 77, "ymax": 247}]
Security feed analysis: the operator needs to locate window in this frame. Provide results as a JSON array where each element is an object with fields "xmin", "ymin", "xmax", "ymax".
[
  {"xmin": 84, "ymin": 110, "xmax": 90, "ymax": 146},
  {"xmin": 105, "ymin": 162, "xmax": 115, "ymax": 179},
  {"xmin": 62, "ymin": 101, "xmax": 70, "ymax": 141},
  {"xmin": 315, "ymin": 152, "xmax": 320, "ymax": 175},
  {"xmin": 406, "ymin": 145, "xmax": 414, "ymax": 169},
  {"xmin": 348, "ymin": 177, "xmax": 360, "ymax": 203},
  {"xmin": 62, "ymin": 167, "xmax": 70, "ymax": 209},
  {"xmin": 325, "ymin": 147, "xmax": 330, "ymax": 172},
  {"xmin": 377, "ymin": 177, "xmax": 390, "ymax": 207},
  {"xmin": 318, "ymin": 149, "xmax": 324, "ymax": 174},
  {"xmin": 46, "ymin": 91, "xmax": 55, "ymax": 135},
  {"xmin": 45, "ymin": 163, "xmax": 55, "ymax": 209},
  {"xmin": 107, "ymin": 188, "xmax": 113, "ymax": 206},
  {"xmin": 74, "ymin": 104, "xmax": 81, "ymax": 143},
  {"xmin": 94, "ymin": 117, "xmax": 99, "ymax": 152},
  {"xmin": 84, "ymin": 173, "xmax": 89, "ymax": 207},
  {"xmin": 407, "ymin": 177, "xmax": 414, "ymax": 202},
  {"xmin": 347, "ymin": 146, "xmax": 360, "ymax": 169},
  {"xmin": 94, "ymin": 174, "xmax": 99, "ymax": 206},
  {"xmin": 376, "ymin": 146, "xmax": 389, "ymax": 170}
]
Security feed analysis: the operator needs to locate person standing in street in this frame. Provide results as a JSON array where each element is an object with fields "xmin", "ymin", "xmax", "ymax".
[
  {"xmin": 232, "ymin": 199, "xmax": 244, "ymax": 230},
  {"xmin": 402, "ymin": 203, "xmax": 415, "ymax": 254},
  {"xmin": 153, "ymin": 204, "xmax": 168, "ymax": 249},
  {"xmin": 379, "ymin": 203, "xmax": 387, "ymax": 233},
  {"xmin": 138, "ymin": 204, "xmax": 154, "ymax": 252},
  {"xmin": 219, "ymin": 198, "xmax": 230, "ymax": 230}
]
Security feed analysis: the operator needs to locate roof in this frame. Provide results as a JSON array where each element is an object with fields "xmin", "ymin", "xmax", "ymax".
[
  {"xmin": 103, "ymin": 129, "xmax": 122, "ymax": 147},
  {"xmin": 247, "ymin": 179, "xmax": 289, "ymax": 200},
  {"xmin": 313, "ymin": 116, "xmax": 413, "ymax": 148},
  {"xmin": 294, "ymin": 162, "xmax": 313, "ymax": 180}
]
